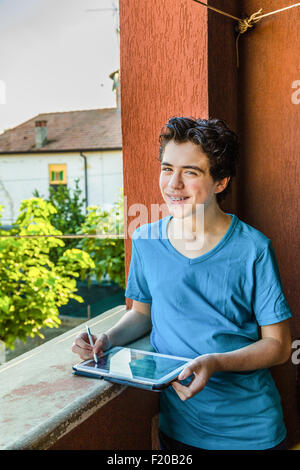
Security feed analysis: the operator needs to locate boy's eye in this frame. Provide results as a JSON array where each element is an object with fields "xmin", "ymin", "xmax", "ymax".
[{"xmin": 161, "ymin": 167, "xmax": 197, "ymax": 175}]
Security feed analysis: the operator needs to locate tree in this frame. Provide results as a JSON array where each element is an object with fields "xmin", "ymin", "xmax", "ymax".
[
  {"xmin": 0, "ymin": 198, "xmax": 94, "ymax": 350},
  {"xmin": 33, "ymin": 182, "xmax": 125, "ymax": 289},
  {"xmin": 33, "ymin": 179, "xmax": 86, "ymax": 263},
  {"xmin": 77, "ymin": 189, "xmax": 125, "ymax": 289}
]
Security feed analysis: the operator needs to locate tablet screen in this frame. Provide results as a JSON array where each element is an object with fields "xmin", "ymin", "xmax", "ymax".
[{"xmin": 82, "ymin": 348, "xmax": 189, "ymax": 382}]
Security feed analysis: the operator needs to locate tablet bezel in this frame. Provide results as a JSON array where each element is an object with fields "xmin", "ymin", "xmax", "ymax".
[{"xmin": 73, "ymin": 347, "xmax": 193, "ymax": 387}]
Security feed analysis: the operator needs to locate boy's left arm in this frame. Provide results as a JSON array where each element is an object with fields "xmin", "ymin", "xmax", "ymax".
[{"xmin": 172, "ymin": 319, "xmax": 292, "ymax": 401}]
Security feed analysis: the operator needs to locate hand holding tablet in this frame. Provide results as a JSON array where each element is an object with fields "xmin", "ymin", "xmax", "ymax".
[{"xmin": 73, "ymin": 346, "xmax": 193, "ymax": 391}]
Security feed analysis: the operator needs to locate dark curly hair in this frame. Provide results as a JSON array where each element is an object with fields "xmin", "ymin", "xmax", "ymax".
[{"xmin": 158, "ymin": 116, "xmax": 239, "ymax": 203}]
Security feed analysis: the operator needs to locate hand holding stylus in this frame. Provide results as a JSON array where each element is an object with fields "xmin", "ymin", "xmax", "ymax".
[
  {"xmin": 85, "ymin": 325, "xmax": 99, "ymax": 364},
  {"xmin": 72, "ymin": 328, "xmax": 110, "ymax": 361}
]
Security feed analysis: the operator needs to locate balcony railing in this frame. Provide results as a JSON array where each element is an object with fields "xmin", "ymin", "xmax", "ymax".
[{"xmin": 0, "ymin": 305, "xmax": 159, "ymax": 450}]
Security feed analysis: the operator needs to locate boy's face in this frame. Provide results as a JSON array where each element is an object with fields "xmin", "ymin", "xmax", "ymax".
[{"xmin": 159, "ymin": 140, "xmax": 226, "ymax": 219}]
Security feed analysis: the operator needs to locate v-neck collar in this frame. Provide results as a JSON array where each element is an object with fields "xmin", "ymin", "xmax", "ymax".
[{"xmin": 162, "ymin": 213, "xmax": 238, "ymax": 264}]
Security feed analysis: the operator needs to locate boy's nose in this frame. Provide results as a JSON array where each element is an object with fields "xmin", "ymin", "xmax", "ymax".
[{"xmin": 168, "ymin": 173, "xmax": 184, "ymax": 189}]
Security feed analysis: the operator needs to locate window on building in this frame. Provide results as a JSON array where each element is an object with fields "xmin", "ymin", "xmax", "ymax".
[{"xmin": 49, "ymin": 164, "xmax": 67, "ymax": 188}]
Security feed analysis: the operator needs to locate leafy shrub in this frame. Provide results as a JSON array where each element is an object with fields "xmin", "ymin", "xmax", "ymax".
[
  {"xmin": 33, "ymin": 179, "xmax": 86, "ymax": 263},
  {"xmin": 34, "ymin": 181, "xmax": 125, "ymax": 289},
  {"xmin": 77, "ymin": 189, "xmax": 125, "ymax": 289},
  {"xmin": 0, "ymin": 198, "xmax": 94, "ymax": 349}
]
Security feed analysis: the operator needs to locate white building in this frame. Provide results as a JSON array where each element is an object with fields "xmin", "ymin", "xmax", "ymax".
[{"xmin": 0, "ymin": 107, "xmax": 122, "ymax": 224}]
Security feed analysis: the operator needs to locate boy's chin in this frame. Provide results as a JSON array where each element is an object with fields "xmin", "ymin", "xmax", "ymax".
[{"xmin": 168, "ymin": 206, "xmax": 193, "ymax": 218}]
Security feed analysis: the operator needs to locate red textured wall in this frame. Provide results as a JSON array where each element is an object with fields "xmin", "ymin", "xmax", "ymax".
[
  {"xmin": 119, "ymin": 0, "xmax": 209, "ymax": 299},
  {"xmin": 119, "ymin": 0, "xmax": 300, "ymax": 447},
  {"xmin": 237, "ymin": 0, "xmax": 300, "ymax": 446},
  {"xmin": 49, "ymin": 388, "xmax": 159, "ymax": 450},
  {"xmin": 119, "ymin": 0, "xmax": 240, "ymax": 299},
  {"xmin": 207, "ymin": 0, "xmax": 240, "ymax": 214},
  {"xmin": 237, "ymin": 0, "xmax": 299, "ymax": 321}
]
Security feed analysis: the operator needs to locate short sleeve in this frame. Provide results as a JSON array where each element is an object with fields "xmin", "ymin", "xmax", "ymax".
[
  {"xmin": 252, "ymin": 241, "xmax": 292, "ymax": 326},
  {"xmin": 125, "ymin": 238, "xmax": 152, "ymax": 304}
]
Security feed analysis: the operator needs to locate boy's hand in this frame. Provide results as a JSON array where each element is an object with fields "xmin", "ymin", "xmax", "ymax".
[
  {"xmin": 172, "ymin": 354, "xmax": 217, "ymax": 401},
  {"xmin": 72, "ymin": 331, "xmax": 110, "ymax": 361}
]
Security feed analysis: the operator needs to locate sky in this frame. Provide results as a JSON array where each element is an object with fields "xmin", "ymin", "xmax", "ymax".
[{"xmin": 0, "ymin": 0, "xmax": 120, "ymax": 134}]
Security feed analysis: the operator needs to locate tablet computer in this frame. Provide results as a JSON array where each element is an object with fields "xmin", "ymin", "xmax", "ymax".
[{"xmin": 72, "ymin": 346, "xmax": 193, "ymax": 391}]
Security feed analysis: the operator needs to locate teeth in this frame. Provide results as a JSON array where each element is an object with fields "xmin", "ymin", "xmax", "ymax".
[{"xmin": 170, "ymin": 197, "xmax": 187, "ymax": 200}]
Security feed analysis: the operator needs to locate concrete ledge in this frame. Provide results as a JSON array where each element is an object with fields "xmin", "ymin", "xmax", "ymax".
[{"xmin": 0, "ymin": 305, "xmax": 155, "ymax": 450}]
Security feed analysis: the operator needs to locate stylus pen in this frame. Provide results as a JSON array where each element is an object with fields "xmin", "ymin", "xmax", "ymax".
[{"xmin": 85, "ymin": 324, "xmax": 98, "ymax": 364}]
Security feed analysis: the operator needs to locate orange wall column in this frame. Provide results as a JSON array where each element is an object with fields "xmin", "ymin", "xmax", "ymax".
[
  {"xmin": 120, "ymin": 0, "xmax": 208, "ymax": 310},
  {"xmin": 119, "ymin": 0, "xmax": 240, "ymax": 309},
  {"xmin": 237, "ymin": 0, "xmax": 300, "ymax": 447},
  {"xmin": 119, "ymin": 0, "xmax": 300, "ymax": 448}
]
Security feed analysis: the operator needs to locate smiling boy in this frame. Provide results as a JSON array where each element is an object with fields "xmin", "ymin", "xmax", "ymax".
[{"xmin": 72, "ymin": 117, "xmax": 292, "ymax": 450}]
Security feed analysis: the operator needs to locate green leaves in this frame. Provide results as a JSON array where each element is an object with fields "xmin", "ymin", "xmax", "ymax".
[
  {"xmin": 0, "ymin": 197, "xmax": 93, "ymax": 350},
  {"xmin": 77, "ymin": 189, "xmax": 125, "ymax": 289},
  {"xmin": 0, "ymin": 296, "xmax": 11, "ymax": 315},
  {"xmin": 0, "ymin": 184, "xmax": 125, "ymax": 350},
  {"xmin": 33, "ymin": 179, "xmax": 86, "ymax": 263}
]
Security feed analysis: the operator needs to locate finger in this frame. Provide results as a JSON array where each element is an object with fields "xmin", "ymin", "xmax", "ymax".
[
  {"xmin": 93, "ymin": 339, "xmax": 105, "ymax": 354},
  {"xmin": 77, "ymin": 332, "xmax": 89, "ymax": 341},
  {"xmin": 172, "ymin": 381, "xmax": 190, "ymax": 401},
  {"xmin": 91, "ymin": 334, "xmax": 98, "ymax": 344},
  {"xmin": 172, "ymin": 375, "xmax": 206, "ymax": 400},
  {"xmin": 178, "ymin": 365, "xmax": 195, "ymax": 381},
  {"xmin": 172, "ymin": 380, "xmax": 192, "ymax": 393},
  {"xmin": 78, "ymin": 331, "xmax": 96, "ymax": 343},
  {"xmin": 172, "ymin": 375, "xmax": 198, "ymax": 399},
  {"xmin": 172, "ymin": 380, "xmax": 190, "ymax": 393},
  {"xmin": 72, "ymin": 343, "xmax": 94, "ymax": 360},
  {"xmin": 75, "ymin": 335, "xmax": 93, "ymax": 350},
  {"xmin": 72, "ymin": 343, "xmax": 91, "ymax": 359},
  {"xmin": 185, "ymin": 375, "xmax": 207, "ymax": 395},
  {"xmin": 93, "ymin": 334, "xmax": 109, "ymax": 354}
]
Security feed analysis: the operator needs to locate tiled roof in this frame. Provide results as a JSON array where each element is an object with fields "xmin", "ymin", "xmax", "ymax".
[{"xmin": 0, "ymin": 108, "xmax": 122, "ymax": 153}]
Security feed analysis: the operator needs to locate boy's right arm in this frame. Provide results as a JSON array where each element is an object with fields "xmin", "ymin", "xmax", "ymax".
[{"xmin": 71, "ymin": 300, "xmax": 152, "ymax": 361}]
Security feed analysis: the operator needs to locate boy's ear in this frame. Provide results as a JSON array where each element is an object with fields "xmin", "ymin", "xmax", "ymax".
[{"xmin": 215, "ymin": 177, "xmax": 231, "ymax": 194}]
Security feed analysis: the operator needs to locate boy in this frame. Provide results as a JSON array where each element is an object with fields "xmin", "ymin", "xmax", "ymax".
[{"xmin": 72, "ymin": 117, "xmax": 292, "ymax": 450}]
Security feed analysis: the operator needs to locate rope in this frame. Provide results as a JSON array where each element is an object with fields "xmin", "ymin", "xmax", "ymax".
[
  {"xmin": 192, "ymin": 0, "xmax": 241, "ymax": 22},
  {"xmin": 235, "ymin": 9, "xmax": 263, "ymax": 68},
  {"xmin": 192, "ymin": 1, "xmax": 300, "ymax": 67}
]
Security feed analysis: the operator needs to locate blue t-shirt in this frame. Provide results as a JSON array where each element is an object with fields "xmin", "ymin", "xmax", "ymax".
[{"xmin": 124, "ymin": 213, "xmax": 292, "ymax": 450}]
